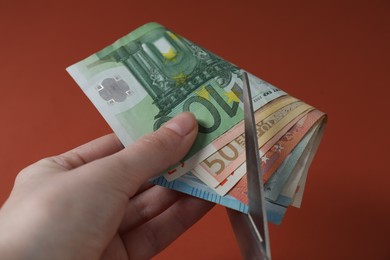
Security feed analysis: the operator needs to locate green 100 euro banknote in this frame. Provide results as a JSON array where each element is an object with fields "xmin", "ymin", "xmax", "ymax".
[{"xmin": 67, "ymin": 22, "xmax": 287, "ymax": 179}]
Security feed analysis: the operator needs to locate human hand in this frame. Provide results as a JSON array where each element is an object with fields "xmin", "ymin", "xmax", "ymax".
[{"xmin": 0, "ymin": 112, "xmax": 214, "ymax": 260}]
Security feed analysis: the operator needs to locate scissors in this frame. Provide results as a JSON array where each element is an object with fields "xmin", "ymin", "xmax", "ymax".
[{"xmin": 226, "ymin": 72, "xmax": 271, "ymax": 260}]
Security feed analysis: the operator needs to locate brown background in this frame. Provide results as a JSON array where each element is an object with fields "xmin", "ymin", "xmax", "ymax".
[{"xmin": 0, "ymin": 1, "xmax": 389, "ymax": 259}]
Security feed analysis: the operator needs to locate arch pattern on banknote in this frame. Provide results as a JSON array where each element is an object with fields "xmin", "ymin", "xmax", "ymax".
[{"xmin": 95, "ymin": 26, "xmax": 240, "ymax": 119}]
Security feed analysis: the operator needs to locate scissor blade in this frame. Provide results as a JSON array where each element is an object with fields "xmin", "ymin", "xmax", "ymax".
[
  {"xmin": 227, "ymin": 208, "xmax": 269, "ymax": 259},
  {"xmin": 242, "ymin": 72, "xmax": 271, "ymax": 259}
]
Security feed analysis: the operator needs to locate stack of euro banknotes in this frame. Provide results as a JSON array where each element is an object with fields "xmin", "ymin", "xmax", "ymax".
[{"xmin": 67, "ymin": 23, "xmax": 326, "ymax": 225}]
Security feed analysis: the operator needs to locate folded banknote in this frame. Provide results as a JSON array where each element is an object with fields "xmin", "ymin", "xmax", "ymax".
[{"xmin": 67, "ymin": 22, "xmax": 326, "ymax": 224}]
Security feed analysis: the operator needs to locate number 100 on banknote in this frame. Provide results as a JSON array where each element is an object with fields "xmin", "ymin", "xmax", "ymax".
[{"xmin": 67, "ymin": 22, "xmax": 286, "ymax": 180}]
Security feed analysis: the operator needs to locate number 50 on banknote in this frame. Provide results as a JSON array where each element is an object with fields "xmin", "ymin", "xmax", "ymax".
[{"xmin": 67, "ymin": 22, "xmax": 287, "ymax": 180}]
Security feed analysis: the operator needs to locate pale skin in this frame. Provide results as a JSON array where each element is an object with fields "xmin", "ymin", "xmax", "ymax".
[{"xmin": 0, "ymin": 112, "xmax": 214, "ymax": 259}]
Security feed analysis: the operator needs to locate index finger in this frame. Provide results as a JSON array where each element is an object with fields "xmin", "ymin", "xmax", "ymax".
[
  {"xmin": 74, "ymin": 112, "xmax": 198, "ymax": 197},
  {"xmin": 51, "ymin": 134, "xmax": 123, "ymax": 170}
]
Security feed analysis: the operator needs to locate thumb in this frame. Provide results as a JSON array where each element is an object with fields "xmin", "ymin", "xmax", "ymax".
[{"xmin": 76, "ymin": 112, "xmax": 198, "ymax": 196}]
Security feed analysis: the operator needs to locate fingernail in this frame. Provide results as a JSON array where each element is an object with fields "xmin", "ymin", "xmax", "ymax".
[{"xmin": 164, "ymin": 112, "xmax": 196, "ymax": 136}]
